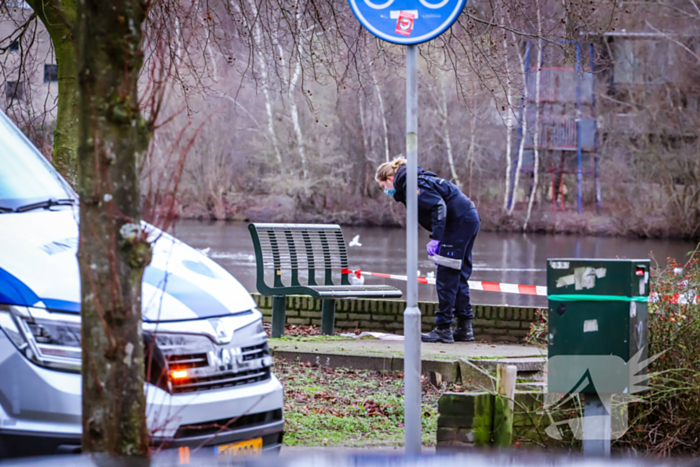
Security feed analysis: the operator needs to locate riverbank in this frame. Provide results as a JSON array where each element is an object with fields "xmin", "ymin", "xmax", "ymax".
[{"xmin": 177, "ymin": 194, "xmax": 700, "ymax": 241}]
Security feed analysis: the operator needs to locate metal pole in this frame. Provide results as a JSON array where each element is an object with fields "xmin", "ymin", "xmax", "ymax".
[
  {"xmin": 404, "ymin": 43, "xmax": 422, "ymax": 454},
  {"xmin": 583, "ymin": 392, "xmax": 611, "ymax": 456},
  {"xmin": 575, "ymin": 43, "xmax": 583, "ymax": 214}
]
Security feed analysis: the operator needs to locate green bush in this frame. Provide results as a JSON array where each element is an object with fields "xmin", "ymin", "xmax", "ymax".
[{"xmin": 617, "ymin": 246, "xmax": 700, "ymax": 455}]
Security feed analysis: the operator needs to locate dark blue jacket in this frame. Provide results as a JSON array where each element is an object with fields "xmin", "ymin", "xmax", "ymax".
[{"xmin": 393, "ymin": 165, "xmax": 478, "ymax": 241}]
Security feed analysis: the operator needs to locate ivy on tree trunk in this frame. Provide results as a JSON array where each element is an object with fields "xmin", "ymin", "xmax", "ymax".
[
  {"xmin": 25, "ymin": 0, "xmax": 80, "ymax": 184},
  {"xmin": 76, "ymin": 0, "xmax": 151, "ymax": 457}
]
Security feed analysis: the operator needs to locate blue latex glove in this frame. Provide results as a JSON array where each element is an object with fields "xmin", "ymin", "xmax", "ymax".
[{"xmin": 426, "ymin": 239, "xmax": 440, "ymax": 257}]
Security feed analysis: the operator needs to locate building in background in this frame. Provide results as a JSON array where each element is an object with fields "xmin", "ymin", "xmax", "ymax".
[{"xmin": 0, "ymin": 0, "xmax": 58, "ymax": 154}]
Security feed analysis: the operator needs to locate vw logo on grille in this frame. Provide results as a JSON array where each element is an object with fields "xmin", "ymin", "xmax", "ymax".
[{"xmin": 212, "ymin": 319, "xmax": 233, "ymax": 344}]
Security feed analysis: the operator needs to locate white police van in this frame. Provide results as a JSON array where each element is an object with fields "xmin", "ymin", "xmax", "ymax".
[{"xmin": 0, "ymin": 110, "xmax": 283, "ymax": 458}]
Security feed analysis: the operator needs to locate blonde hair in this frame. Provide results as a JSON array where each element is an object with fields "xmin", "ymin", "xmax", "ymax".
[{"xmin": 375, "ymin": 157, "xmax": 407, "ymax": 182}]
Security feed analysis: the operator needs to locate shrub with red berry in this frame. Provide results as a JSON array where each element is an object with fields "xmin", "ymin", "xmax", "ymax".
[{"xmin": 617, "ymin": 245, "xmax": 700, "ymax": 455}]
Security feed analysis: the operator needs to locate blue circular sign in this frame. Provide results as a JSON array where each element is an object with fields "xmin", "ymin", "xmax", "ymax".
[{"xmin": 348, "ymin": 0, "xmax": 467, "ymax": 45}]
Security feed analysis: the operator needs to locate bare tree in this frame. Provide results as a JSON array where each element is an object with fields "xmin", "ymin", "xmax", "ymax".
[
  {"xmin": 439, "ymin": 70, "xmax": 461, "ymax": 188},
  {"xmin": 233, "ymin": 0, "xmax": 283, "ymax": 166},
  {"xmin": 465, "ymin": 112, "xmax": 477, "ymax": 197},
  {"xmin": 524, "ymin": 0, "xmax": 543, "ymax": 229},
  {"xmin": 13, "ymin": 0, "xmax": 78, "ymax": 182},
  {"xmin": 508, "ymin": 40, "xmax": 528, "ymax": 216},
  {"xmin": 277, "ymin": 0, "xmax": 311, "ymax": 179},
  {"xmin": 501, "ymin": 12, "xmax": 515, "ymax": 211},
  {"xmin": 13, "ymin": 0, "xmax": 699, "ymax": 239},
  {"xmin": 370, "ymin": 64, "xmax": 390, "ymax": 163}
]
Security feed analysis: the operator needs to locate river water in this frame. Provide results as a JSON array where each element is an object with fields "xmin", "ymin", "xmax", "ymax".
[{"xmin": 171, "ymin": 221, "xmax": 697, "ymax": 308}]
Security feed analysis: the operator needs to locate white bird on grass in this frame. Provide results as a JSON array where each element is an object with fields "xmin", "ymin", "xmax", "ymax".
[{"xmin": 348, "ymin": 235, "xmax": 362, "ymax": 247}]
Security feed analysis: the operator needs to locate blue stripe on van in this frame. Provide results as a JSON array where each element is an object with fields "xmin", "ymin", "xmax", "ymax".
[
  {"xmin": 0, "ymin": 267, "xmax": 41, "ymax": 307},
  {"xmin": 142, "ymin": 267, "xmax": 230, "ymax": 320},
  {"xmin": 0, "ymin": 266, "xmax": 230, "ymax": 319},
  {"xmin": 42, "ymin": 298, "xmax": 81, "ymax": 312}
]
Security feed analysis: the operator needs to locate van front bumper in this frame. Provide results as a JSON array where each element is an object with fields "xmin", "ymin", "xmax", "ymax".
[{"xmin": 0, "ymin": 336, "xmax": 284, "ymax": 457}]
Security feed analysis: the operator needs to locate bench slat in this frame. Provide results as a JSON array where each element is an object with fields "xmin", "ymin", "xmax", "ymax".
[
  {"xmin": 318, "ymin": 230, "xmax": 333, "ymax": 286},
  {"xmin": 252, "ymin": 223, "xmax": 342, "ymax": 230},
  {"xmin": 301, "ymin": 231, "xmax": 317, "ymax": 286},
  {"xmin": 334, "ymin": 230, "xmax": 351, "ymax": 286},
  {"xmin": 267, "ymin": 230, "xmax": 284, "ymax": 288},
  {"xmin": 283, "ymin": 230, "xmax": 300, "ymax": 287}
]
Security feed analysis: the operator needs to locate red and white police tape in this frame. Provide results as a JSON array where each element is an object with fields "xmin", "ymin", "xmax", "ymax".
[
  {"xmin": 341, "ymin": 268, "xmax": 549, "ymax": 297},
  {"xmin": 341, "ymin": 268, "xmax": 698, "ymax": 303}
]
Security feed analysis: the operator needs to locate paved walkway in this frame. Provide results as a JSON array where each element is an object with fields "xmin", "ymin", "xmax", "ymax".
[
  {"xmin": 270, "ymin": 336, "xmax": 546, "ymax": 388},
  {"xmin": 271, "ymin": 337, "xmax": 543, "ymax": 360}
]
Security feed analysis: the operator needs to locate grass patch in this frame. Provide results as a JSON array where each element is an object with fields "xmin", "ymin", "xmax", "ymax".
[{"xmin": 276, "ymin": 359, "xmax": 440, "ymax": 447}]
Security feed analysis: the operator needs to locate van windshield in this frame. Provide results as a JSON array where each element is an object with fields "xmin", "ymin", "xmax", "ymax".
[{"xmin": 0, "ymin": 111, "xmax": 75, "ymax": 212}]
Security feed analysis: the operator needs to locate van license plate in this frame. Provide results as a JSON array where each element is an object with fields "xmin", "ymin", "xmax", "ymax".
[{"xmin": 216, "ymin": 438, "xmax": 263, "ymax": 457}]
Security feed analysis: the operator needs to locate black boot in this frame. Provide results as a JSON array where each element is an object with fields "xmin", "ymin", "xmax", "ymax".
[
  {"xmin": 453, "ymin": 319, "xmax": 475, "ymax": 342},
  {"xmin": 421, "ymin": 326, "xmax": 454, "ymax": 344}
]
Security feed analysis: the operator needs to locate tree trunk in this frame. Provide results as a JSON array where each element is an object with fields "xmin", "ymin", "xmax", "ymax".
[
  {"xmin": 524, "ymin": 2, "xmax": 543, "ymax": 230},
  {"xmin": 370, "ymin": 66, "xmax": 390, "ymax": 162},
  {"xmin": 234, "ymin": 0, "xmax": 283, "ymax": 166},
  {"xmin": 286, "ymin": 14, "xmax": 309, "ymax": 179},
  {"xmin": 358, "ymin": 91, "xmax": 370, "ymax": 159},
  {"xmin": 76, "ymin": 0, "xmax": 151, "ymax": 456},
  {"xmin": 502, "ymin": 31, "xmax": 514, "ymax": 211},
  {"xmin": 288, "ymin": 61, "xmax": 308, "ymax": 178},
  {"xmin": 508, "ymin": 40, "xmax": 528, "ymax": 216},
  {"xmin": 273, "ymin": 2, "xmax": 309, "ymax": 178},
  {"xmin": 202, "ymin": 16, "xmax": 219, "ymax": 82},
  {"xmin": 439, "ymin": 71, "xmax": 461, "ymax": 189},
  {"xmin": 357, "ymin": 92, "xmax": 371, "ymax": 196},
  {"xmin": 26, "ymin": 0, "xmax": 79, "ymax": 184},
  {"xmin": 467, "ymin": 113, "xmax": 476, "ymax": 198}
]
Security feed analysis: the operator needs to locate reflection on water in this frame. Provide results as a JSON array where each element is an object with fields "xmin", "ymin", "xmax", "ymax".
[{"xmin": 171, "ymin": 220, "xmax": 696, "ymax": 307}]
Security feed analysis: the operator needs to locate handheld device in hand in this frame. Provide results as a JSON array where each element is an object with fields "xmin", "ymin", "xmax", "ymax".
[{"xmin": 429, "ymin": 254, "xmax": 462, "ymax": 270}]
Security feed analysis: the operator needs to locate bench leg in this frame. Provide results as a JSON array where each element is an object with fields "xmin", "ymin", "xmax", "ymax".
[
  {"xmin": 321, "ymin": 299, "xmax": 336, "ymax": 336},
  {"xmin": 272, "ymin": 295, "xmax": 286, "ymax": 338}
]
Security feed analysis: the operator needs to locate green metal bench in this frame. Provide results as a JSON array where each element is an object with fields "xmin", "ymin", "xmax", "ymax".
[{"xmin": 248, "ymin": 223, "xmax": 403, "ymax": 337}]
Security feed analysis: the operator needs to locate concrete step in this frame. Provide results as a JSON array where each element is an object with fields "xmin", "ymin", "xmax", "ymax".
[
  {"xmin": 269, "ymin": 337, "xmax": 547, "ymax": 388},
  {"xmin": 516, "ymin": 381, "xmax": 547, "ymax": 391},
  {"xmin": 467, "ymin": 357, "xmax": 546, "ymax": 373}
]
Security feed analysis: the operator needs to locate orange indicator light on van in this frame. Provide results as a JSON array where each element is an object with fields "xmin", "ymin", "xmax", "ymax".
[{"xmin": 171, "ymin": 370, "xmax": 188, "ymax": 380}]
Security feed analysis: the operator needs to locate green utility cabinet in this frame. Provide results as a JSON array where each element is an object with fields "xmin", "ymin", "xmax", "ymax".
[{"xmin": 547, "ymin": 259, "xmax": 650, "ymax": 394}]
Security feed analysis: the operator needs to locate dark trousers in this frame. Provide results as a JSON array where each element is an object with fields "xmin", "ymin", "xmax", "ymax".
[{"xmin": 434, "ymin": 216, "xmax": 481, "ymax": 327}]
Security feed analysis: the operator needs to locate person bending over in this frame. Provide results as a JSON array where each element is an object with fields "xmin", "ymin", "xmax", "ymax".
[{"xmin": 375, "ymin": 157, "xmax": 480, "ymax": 344}]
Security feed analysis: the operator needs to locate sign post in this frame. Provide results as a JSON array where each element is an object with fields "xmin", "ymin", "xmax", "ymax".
[
  {"xmin": 404, "ymin": 43, "xmax": 421, "ymax": 452},
  {"xmin": 348, "ymin": 0, "xmax": 467, "ymax": 454}
]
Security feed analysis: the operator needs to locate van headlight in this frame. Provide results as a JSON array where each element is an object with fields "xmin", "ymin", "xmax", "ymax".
[{"xmin": 0, "ymin": 305, "xmax": 81, "ymax": 373}]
